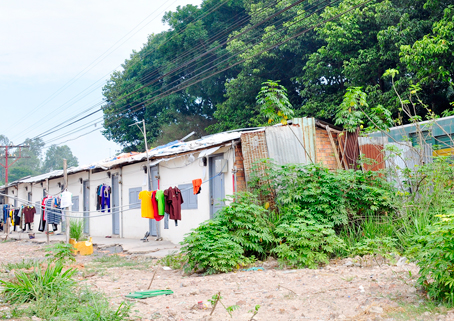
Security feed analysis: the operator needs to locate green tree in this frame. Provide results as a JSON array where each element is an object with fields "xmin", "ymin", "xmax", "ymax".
[
  {"xmin": 256, "ymin": 80, "xmax": 294, "ymax": 125},
  {"xmin": 101, "ymin": 0, "xmax": 245, "ymax": 151},
  {"xmin": 42, "ymin": 145, "xmax": 78, "ymax": 173}
]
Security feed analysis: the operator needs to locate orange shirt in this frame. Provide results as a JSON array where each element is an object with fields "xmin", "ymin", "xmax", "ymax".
[{"xmin": 138, "ymin": 190, "xmax": 154, "ymax": 219}]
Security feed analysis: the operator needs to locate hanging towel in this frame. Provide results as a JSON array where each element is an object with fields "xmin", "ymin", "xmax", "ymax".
[{"xmin": 192, "ymin": 179, "xmax": 202, "ymax": 195}]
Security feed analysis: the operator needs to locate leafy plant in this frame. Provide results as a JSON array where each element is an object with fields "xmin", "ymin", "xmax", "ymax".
[
  {"xmin": 216, "ymin": 192, "xmax": 275, "ymax": 258},
  {"xmin": 0, "ymin": 261, "xmax": 77, "ymax": 304},
  {"xmin": 272, "ymin": 219, "xmax": 345, "ymax": 268},
  {"xmin": 69, "ymin": 219, "xmax": 85, "ymax": 241},
  {"xmin": 248, "ymin": 305, "xmax": 261, "ymax": 321},
  {"xmin": 44, "ymin": 242, "xmax": 76, "ymax": 264},
  {"xmin": 335, "ymin": 86, "xmax": 367, "ymax": 132},
  {"xmin": 350, "ymin": 236, "xmax": 398, "ymax": 258},
  {"xmin": 249, "ymin": 161, "xmax": 395, "ymax": 227},
  {"xmin": 157, "ymin": 251, "xmax": 188, "ymax": 270},
  {"xmin": 181, "ymin": 219, "xmax": 252, "ymax": 274},
  {"xmin": 414, "ymin": 213, "xmax": 454, "ymax": 304},
  {"xmin": 208, "ymin": 292, "xmax": 239, "ymax": 318},
  {"xmin": 3, "ymin": 259, "xmax": 40, "ymax": 271},
  {"xmin": 256, "ymin": 80, "xmax": 294, "ymax": 125}
]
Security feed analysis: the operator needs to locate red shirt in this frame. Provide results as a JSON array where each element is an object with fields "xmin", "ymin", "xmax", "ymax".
[
  {"xmin": 23, "ymin": 206, "xmax": 36, "ymax": 223},
  {"xmin": 152, "ymin": 191, "xmax": 163, "ymax": 222},
  {"xmin": 164, "ymin": 187, "xmax": 184, "ymax": 221}
]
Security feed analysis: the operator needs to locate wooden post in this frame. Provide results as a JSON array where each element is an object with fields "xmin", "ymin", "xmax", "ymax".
[
  {"xmin": 326, "ymin": 127, "xmax": 342, "ymax": 170},
  {"xmin": 63, "ymin": 159, "xmax": 70, "ymax": 243}
]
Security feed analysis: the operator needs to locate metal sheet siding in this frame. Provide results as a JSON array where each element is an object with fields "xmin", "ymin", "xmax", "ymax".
[
  {"xmin": 358, "ymin": 137, "xmax": 388, "ymax": 172},
  {"xmin": 293, "ymin": 117, "xmax": 316, "ymax": 164},
  {"xmin": 265, "ymin": 126, "xmax": 308, "ymax": 165},
  {"xmin": 340, "ymin": 127, "xmax": 360, "ymax": 169}
]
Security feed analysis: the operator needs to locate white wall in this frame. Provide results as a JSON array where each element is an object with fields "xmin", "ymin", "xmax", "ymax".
[{"xmin": 7, "ymin": 144, "xmax": 236, "ymax": 244}]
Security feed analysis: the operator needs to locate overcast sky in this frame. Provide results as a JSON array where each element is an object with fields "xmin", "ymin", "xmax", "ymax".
[{"xmin": 0, "ymin": 0, "xmax": 201, "ymax": 166}]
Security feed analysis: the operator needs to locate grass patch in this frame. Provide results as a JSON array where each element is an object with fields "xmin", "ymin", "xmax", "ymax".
[
  {"xmin": 385, "ymin": 298, "xmax": 449, "ymax": 320},
  {"xmin": 69, "ymin": 219, "xmax": 86, "ymax": 241},
  {"xmin": 157, "ymin": 251, "xmax": 187, "ymax": 270},
  {"xmin": 3, "ymin": 259, "xmax": 40, "ymax": 271},
  {"xmin": 91, "ymin": 254, "xmax": 153, "ymax": 270},
  {"xmin": 0, "ymin": 261, "xmax": 131, "ymax": 320}
]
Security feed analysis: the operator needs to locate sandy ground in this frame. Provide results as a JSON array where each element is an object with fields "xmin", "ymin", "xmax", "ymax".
[{"xmin": 0, "ymin": 240, "xmax": 453, "ymax": 321}]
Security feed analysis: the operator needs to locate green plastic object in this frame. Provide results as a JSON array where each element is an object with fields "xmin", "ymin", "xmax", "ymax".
[{"xmin": 125, "ymin": 289, "xmax": 174, "ymax": 299}]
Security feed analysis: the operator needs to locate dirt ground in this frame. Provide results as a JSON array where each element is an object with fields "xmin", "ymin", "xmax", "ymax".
[{"xmin": 1, "ymin": 240, "xmax": 453, "ymax": 321}]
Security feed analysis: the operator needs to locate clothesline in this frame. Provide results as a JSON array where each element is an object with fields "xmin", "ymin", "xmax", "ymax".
[{"xmin": 0, "ymin": 165, "xmax": 225, "ymax": 219}]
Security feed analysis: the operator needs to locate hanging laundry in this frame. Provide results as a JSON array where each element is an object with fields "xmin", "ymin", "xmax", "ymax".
[
  {"xmin": 61, "ymin": 190, "xmax": 72, "ymax": 208},
  {"xmin": 23, "ymin": 206, "xmax": 36, "ymax": 224},
  {"xmin": 155, "ymin": 190, "xmax": 165, "ymax": 216},
  {"xmin": 138, "ymin": 190, "xmax": 154, "ymax": 219},
  {"xmin": 97, "ymin": 184, "xmax": 111, "ymax": 212},
  {"xmin": 45, "ymin": 197, "xmax": 62, "ymax": 225},
  {"xmin": 151, "ymin": 191, "xmax": 163, "ymax": 222},
  {"xmin": 192, "ymin": 179, "xmax": 202, "ymax": 195},
  {"xmin": 164, "ymin": 187, "xmax": 184, "ymax": 222}
]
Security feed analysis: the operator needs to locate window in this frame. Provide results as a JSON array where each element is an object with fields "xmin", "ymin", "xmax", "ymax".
[
  {"xmin": 129, "ymin": 187, "xmax": 142, "ymax": 209},
  {"xmin": 178, "ymin": 184, "xmax": 198, "ymax": 210}
]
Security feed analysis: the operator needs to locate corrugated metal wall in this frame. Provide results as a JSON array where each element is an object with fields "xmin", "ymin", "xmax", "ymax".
[
  {"xmin": 265, "ymin": 125, "xmax": 308, "ymax": 165},
  {"xmin": 292, "ymin": 118, "xmax": 316, "ymax": 163},
  {"xmin": 339, "ymin": 127, "xmax": 360, "ymax": 169},
  {"xmin": 358, "ymin": 137, "xmax": 387, "ymax": 172}
]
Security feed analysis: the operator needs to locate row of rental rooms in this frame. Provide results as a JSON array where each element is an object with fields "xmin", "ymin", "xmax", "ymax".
[{"xmin": 0, "ymin": 118, "xmax": 342, "ymax": 244}]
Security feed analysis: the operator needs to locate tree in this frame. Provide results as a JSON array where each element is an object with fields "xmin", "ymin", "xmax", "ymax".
[
  {"xmin": 42, "ymin": 145, "xmax": 79, "ymax": 173},
  {"xmin": 101, "ymin": 0, "xmax": 246, "ymax": 151},
  {"xmin": 7, "ymin": 138, "xmax": 45, "ymax": 182},
  {"xmin": 256, "ymin": 80, "xmax": 294, "ymax": 125}
]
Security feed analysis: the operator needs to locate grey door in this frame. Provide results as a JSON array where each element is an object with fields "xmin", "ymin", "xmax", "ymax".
[
  {"xmin": 83, "ymin": 181, "xmax": 89, "ymax": 234},
  {"xmin": 112, "ymin": 175, "xmax": 120, "ymax": 235},
  {"xmin": 72, "ymin": 196, "xmax": 79, "ymax": 212},
  {"xmin": 209, "ymin": 155, "xmax": 225, "ymax": 218},
  {"xmin": 148, "ymin": 166, "xmax": 158, "ymax": 236}
]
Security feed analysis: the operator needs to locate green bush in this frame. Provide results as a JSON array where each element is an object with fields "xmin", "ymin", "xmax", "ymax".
[
  {"xmin": 216, "ymin": 192, "xmax": 275, "ymax": 257},
  {"xmin": 271, "ymin": 219, "xmax": 345, "ymax": 268},
  {"xmin": 415, "ymin": 213, "xmax": 454, "ymax": 303},
  {"xmin": 180, "ymin": 219, "xmax": 251, "ymax": 274},
  {"xmin": 44, "ymin": 242, "xmax": 76, "ymax": 264},
  {"xmin": 69, "ymin": 219, "xmax": 85, "ymax": 241},
  {"xmin": 249, "ymin": 162, "xmax": 394, "ymax": 226},
  {"xmin": 350, "ymin": 236, "xmax": 398, "ymax": 258},
  {"xmin": 158, "ymin": 251, "xmax": 188, "ymax": 270}
]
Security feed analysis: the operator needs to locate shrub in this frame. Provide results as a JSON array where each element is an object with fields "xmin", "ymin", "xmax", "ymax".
[
  {"xmin": 271, "ymin": 219, "xmax": 345, "ymax": 268},
  {"xmin": 158, "ymin": 252, "xmax": 188, "ymax": 270},
  {"xmin": 180, "ymin": 219, "xmax": 251, "ymax": 274},
  {"xmin": 44, "ymin": 242, "xmax": 76, "ymax": 264},
  {"xmin": 249, "ymin": 161, "xmax": 395, "ymax": 226},
  {"xmin": 415, "ymin": 213, "xmax": 454, "ymax": 303},
  {"xmin": 216, "ymin": 192, "xmax": 275, "ymax": 257},
  {"xmin": 0, "ymin": 261, "xmax": 76, "ymax": 304},
  {"xmin": 69, "ymin": 219, "xmax": 85, "ymax": 241},
  {"xmin": 350, "ymin": 236, "xmax": 398, "ymax": 258}
]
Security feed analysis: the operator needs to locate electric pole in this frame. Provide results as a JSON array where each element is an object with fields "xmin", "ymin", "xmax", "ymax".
[
  {"xmin": 0, "ymin": 145, "xmax": 31, "ymax": 185},
  {"xmin": 0, "ymin": 145, "xmax": 30, "ymax": 238}
]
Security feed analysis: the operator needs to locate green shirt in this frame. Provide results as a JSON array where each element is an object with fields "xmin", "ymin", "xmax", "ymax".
[{"xmin": 155, "ymin": 190, "xmax": 165, "ymax": 216}]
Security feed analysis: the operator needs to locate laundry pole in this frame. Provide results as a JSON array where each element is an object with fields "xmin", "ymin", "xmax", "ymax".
[
  {"xmin": 64, "ymin": 159, "xmax": 70, "ymax": 243},
  {"xmin": 130, "ymin": 120, "xmax": 161, "ymax": 240}
]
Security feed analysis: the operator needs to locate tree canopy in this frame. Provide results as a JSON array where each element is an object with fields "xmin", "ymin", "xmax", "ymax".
[{"xmin": 101, "ymin": 0, "xmax": 454, "ymax": 151}]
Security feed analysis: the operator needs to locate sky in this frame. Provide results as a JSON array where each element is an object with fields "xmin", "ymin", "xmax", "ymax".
[{"xmin": 0, "ymin": 0, "xmax": 202, "ymax": 166}]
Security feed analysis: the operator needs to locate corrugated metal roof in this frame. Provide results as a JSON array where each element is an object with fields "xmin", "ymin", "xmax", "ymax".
[
  {"xmin": 7, "ymin": 131, "xmax": 244, "ymax": 187},
  {"xmin": 265, "ymin": 125, "xmax": 308, "ymax": 165}
]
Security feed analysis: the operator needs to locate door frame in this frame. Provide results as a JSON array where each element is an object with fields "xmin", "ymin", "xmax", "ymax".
[
  {"xmin": 111, "ymin": 174, "xmax": 120, "ymax": 235},
  {"xmin": 209, "ymin": 154, "xmax": 225, "ymax": 219},
  {"xmin": 83, "ymin": 180, "xmax": 90, "ymax": 234},
  {"xmin": 148, "ymin": 166, "xmax": 159, "ymax": 236}
]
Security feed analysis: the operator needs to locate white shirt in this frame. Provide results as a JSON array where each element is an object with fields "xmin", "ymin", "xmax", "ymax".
[{"xmin": 61, "ymin": 191, "xmax": 73, "ymax": 208}]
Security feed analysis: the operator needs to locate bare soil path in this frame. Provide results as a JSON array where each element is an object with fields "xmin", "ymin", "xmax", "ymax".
[{"xmin": 0, "ymin": 240, "xmax": 453, "ymax": 321}]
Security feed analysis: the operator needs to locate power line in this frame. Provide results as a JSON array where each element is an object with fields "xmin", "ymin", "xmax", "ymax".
[
  {"xmin": 33, "ymin": 0, "xmax": 317, "ymax": 146},
  {"xmin": 43, "ymin": 0, "xmax": 372, "ymax": 148}
]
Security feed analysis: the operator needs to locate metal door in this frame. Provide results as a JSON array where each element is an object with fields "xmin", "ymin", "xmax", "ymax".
[
  {"xmin": 83, "ymin": 181, "xmax": 89, "ymax": 234},
  {"xmin": 209, "ymin": 155, "xmax": 225, "ymax": 218},
  {"xmin": 148, "ymin": 166, "xmax": 158, "ymax": 236},
  {"xmin": 72, "ymin": 196, "xmax": 79, "ymax": 212},
  {"xmin": 112, "ymin": 175, "xmax": 120, "ymax": 235}
]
